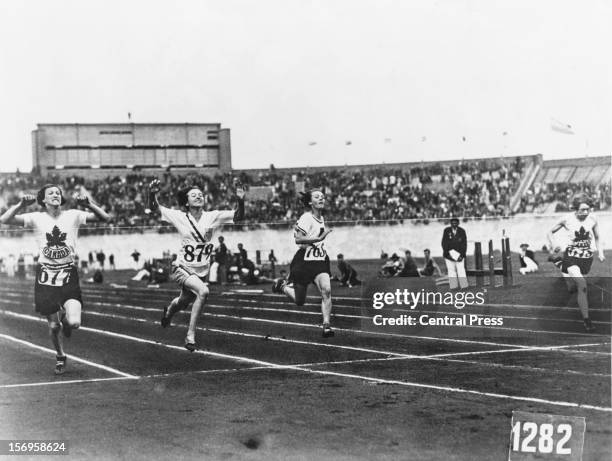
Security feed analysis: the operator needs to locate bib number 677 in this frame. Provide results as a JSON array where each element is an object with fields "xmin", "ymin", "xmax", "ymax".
[{"xmin": 38, "ymin": 268, "xmax": 71, "ymax": 286}]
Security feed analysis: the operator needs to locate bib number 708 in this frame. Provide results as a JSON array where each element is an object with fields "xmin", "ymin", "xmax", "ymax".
[{"xmin": 304, "ymin": 245, "xmax": 326, "ymax": 261}]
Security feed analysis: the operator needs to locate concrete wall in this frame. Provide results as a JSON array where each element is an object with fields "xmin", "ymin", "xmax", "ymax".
[{"xmin": 2, "ymin": 213, "xmax": 610, "ymax": 270}]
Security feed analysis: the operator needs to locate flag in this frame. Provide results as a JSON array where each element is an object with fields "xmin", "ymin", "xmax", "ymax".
[
  {"xmin": 462, "ymin": 136, "xmax": 466, "ymax": 142},
  {"xmin": 551, "ymin": 118, "xmax": 574, "ymax": 134},
  {"xmin": 308, "ymin": 141, "xmax": 317, "ymax": 146},
  {"xmin": 345, "ymin": 140, "xmax": 352, "ymax": 145}
]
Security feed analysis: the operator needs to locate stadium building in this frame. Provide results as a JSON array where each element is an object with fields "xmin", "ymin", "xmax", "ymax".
[{"xmin": 31, "ymin": 123, "xmax": 232, "ymax": 177}]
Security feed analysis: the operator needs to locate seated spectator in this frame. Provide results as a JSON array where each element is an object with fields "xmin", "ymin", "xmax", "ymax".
[
  {"xmin": 380, "ymin": 253, "xmax": 402, "ymax": 277},
  {"xmin": 519, "ymin": 243, "xmax": 539, "ymax": 275},
  {"xmin": 419, "ymin": 249, "xmax": 442, "ymax": 276},
  {"xmin": 336, "ymin": 254, "xmax": 361, "ymax": 287},
  {"xmin": 397, "ymin": 250, "xmax": 420, "ymax": 277}
]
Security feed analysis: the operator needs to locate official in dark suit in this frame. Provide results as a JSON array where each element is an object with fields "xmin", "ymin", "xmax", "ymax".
[{"xmin": 441, "ymin": 217, "xmax": 468, "ymax": 289}]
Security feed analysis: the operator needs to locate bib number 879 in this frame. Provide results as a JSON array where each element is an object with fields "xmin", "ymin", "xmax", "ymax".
[{"xmin": 511, "ymin": 421, "xmax": 572, "ymax": 455}]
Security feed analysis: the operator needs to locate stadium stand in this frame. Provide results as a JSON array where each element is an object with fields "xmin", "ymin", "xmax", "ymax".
[
  {"xmin": 1, "ymin": 155, "xmax": 609, "ymax": 236},
  {"xmin": 518, "ymin": 156, "xmax": 611, "ymax": 214}
]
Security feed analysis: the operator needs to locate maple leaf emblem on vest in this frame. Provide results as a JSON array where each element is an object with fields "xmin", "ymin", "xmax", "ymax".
[
  {"xmin": 46, "ymin": 226, "xmax": 68, "ymax": 247},
  {"xmin": 574, "ymin": 226, "xmax": 590, "ymax": 242}
]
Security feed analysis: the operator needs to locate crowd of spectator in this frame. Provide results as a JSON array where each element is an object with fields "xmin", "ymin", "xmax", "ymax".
[
  {"xmin": 518, "ymin": 182, "xmax": 611, "ymax": 214},
  {"xmin": 1, "ymin": 156, "xmax": 608, "ymax": 236}
]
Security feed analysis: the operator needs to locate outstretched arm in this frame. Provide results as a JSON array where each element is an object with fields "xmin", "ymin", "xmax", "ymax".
[
  {"xmin": 233, "ymin": 182, "xmax": 245, "ymax": 222},
  {"xmin": 77, "ymin": 195, "xmax": 111, "ymax": 222},
  {"xmin": 148, "ymin": 179, "xmax": 162, "ymax": 213},
  {"xmin": 0, "ymin": 195, "xmax": 35, "ymax": 225}
]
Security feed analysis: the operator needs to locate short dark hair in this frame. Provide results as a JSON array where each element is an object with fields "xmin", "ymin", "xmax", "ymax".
[
  {"xmin": 299, "ymin": 189, "xmax": 323, "ymax": 207},
  {"xmin": 36, "ymin": 184, "xmax": 66, "ymax": 207},
  {"xmin": 571, "ymin": 193, "xmax": 592, "ymax": 210},
  {"xmin": 176, "ymin": 185, "xmax": 202, "ymax": 207}
]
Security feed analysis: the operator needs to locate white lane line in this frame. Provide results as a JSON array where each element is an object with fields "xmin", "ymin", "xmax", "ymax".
[
  {"xmin": 291, "ymin": 367, "xmax": 612, "ymax": 413},
  {"xmin": 3, "ymin": 288, "xmax": 610, "ymax": 329},
  {"xmin": 0, "ymin": 333, "xmax": 138, "ymax": 379},
  {"xmin": 292, "ymin": 353, "xmax": 611, "ymax": 378},
  {"xmin": 5, "ymin": 307, "xmax": 608, "ymax": 379},
  {"xmin": 1, "ymin": 309, "xmax": 610, "ymax": 411},
  {"xmin": 0, "ymin": 299, "xmax": 611, "ymax": 355},
  {"xmin": 7, "ymin": 288, "xmax": 609, "ymax": 337},
  {"xmin": 2, "ymin": 282, "xmax": 610, "ymax": 313},
  {"xmin": 0, "ymin": 377, "xmax": 134, "ymax": 389},
  {"xmin": 0, "ymin": 310, "xmax": 290, "ymax": 369},
  {"xmin": 19, "ymin": 285, "xmax": 612, "ymax": 316}
]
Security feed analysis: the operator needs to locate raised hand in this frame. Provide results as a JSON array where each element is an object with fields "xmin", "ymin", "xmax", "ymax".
[
  {"xmin": 20, "ymin": 194, "xmax": 36, "ymax": 207},
  {"xmin": 76, "ymin": 195, "xmax": 90, "ymax": 207},
  {"xmin": 149, "ymin": 179, "xmax": 161, "ymax": 194}
]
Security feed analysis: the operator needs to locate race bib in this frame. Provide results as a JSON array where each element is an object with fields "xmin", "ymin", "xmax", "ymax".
[
  {"xmin": 304, "ymin": 244, "xmax": 327, "ymax": 261},
  {"xmin": 38, "ymin": 267, "xmax": 72, "ymax": 287},
  {"xmin": 567, "ymin": 247, "xmax": 593, "ymax": 259},
  {"xmin": 182, "ymin": 243, "xmax": 214, "ymax": 265}
]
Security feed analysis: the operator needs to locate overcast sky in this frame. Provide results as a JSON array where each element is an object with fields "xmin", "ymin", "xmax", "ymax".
[{"xmin": 0, "ymin": 0, "xmax": 610, "ymax": 173}]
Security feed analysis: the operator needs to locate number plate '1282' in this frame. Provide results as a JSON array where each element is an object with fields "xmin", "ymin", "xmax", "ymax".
[{"xmin": 508, "ymin": 411, "xmax": 585, "ymax": 461}]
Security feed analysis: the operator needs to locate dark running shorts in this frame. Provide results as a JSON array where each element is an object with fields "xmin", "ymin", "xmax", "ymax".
[
  {"xmin": 288, "ymin": 248, "xmax": 331, "ymax": 286},
  {"xmin": 561, "ymin": 252, "xmax": 593, "ymax": 275},
  {"xmin": 34, "ymin": 265, "xmax": 82, "ymax": 316}
]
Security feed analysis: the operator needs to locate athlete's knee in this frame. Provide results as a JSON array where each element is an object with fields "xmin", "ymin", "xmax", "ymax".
[
  {"xmin": 49, "ymin": 321, "xmax": 61, "ymax": 335},
  {"xmin": 320, "ymin": 285, "xmax": 332, "ymax": 300},
  {"xmin": 194, "ymin": 285, "xmax": 209, "ymax": 299}
]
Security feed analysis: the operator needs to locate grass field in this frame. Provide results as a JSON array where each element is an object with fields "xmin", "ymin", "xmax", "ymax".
[{"xmin": 0, "ymin": 251, "xmax": 610, "ymax": 460}]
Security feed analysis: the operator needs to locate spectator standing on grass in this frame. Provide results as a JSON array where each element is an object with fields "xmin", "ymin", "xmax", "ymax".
[
  {"xmin": 131, "ymin": 249, "xmax": 141, "ymax": 270},
  {"xmin": 237, "ymin": 243, "xmax": 248, "ymax": 268},
  {"xmin": 441, "ymin": 217, "xmax": 468, "ymax": 289},
  {"xmin": 109, "ymin": 253, "xmax": 115, "ymax": 270},
  {"xmin": 215, "ymin": 236, "xmax": 228, "ymax": 285}
]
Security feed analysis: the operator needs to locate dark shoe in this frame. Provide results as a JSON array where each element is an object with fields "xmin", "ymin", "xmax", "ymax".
[
  {"xmin": 322, "ymin": 325, "xmax": 335, "ymax": 338},
  {"xmin": 161, "ymin": 305, "xmax": 171, "ymax": 328},
  {"xmin": 583, "ymin": 318, "xmax": 595, "ymax": 333},
  {"xmin": 55, "ymin": 356, "xmax": 67, "ymax": 375},
  {"xmin": 184, "ymin": 342, "xmax": 197, "ymax": 352}
]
